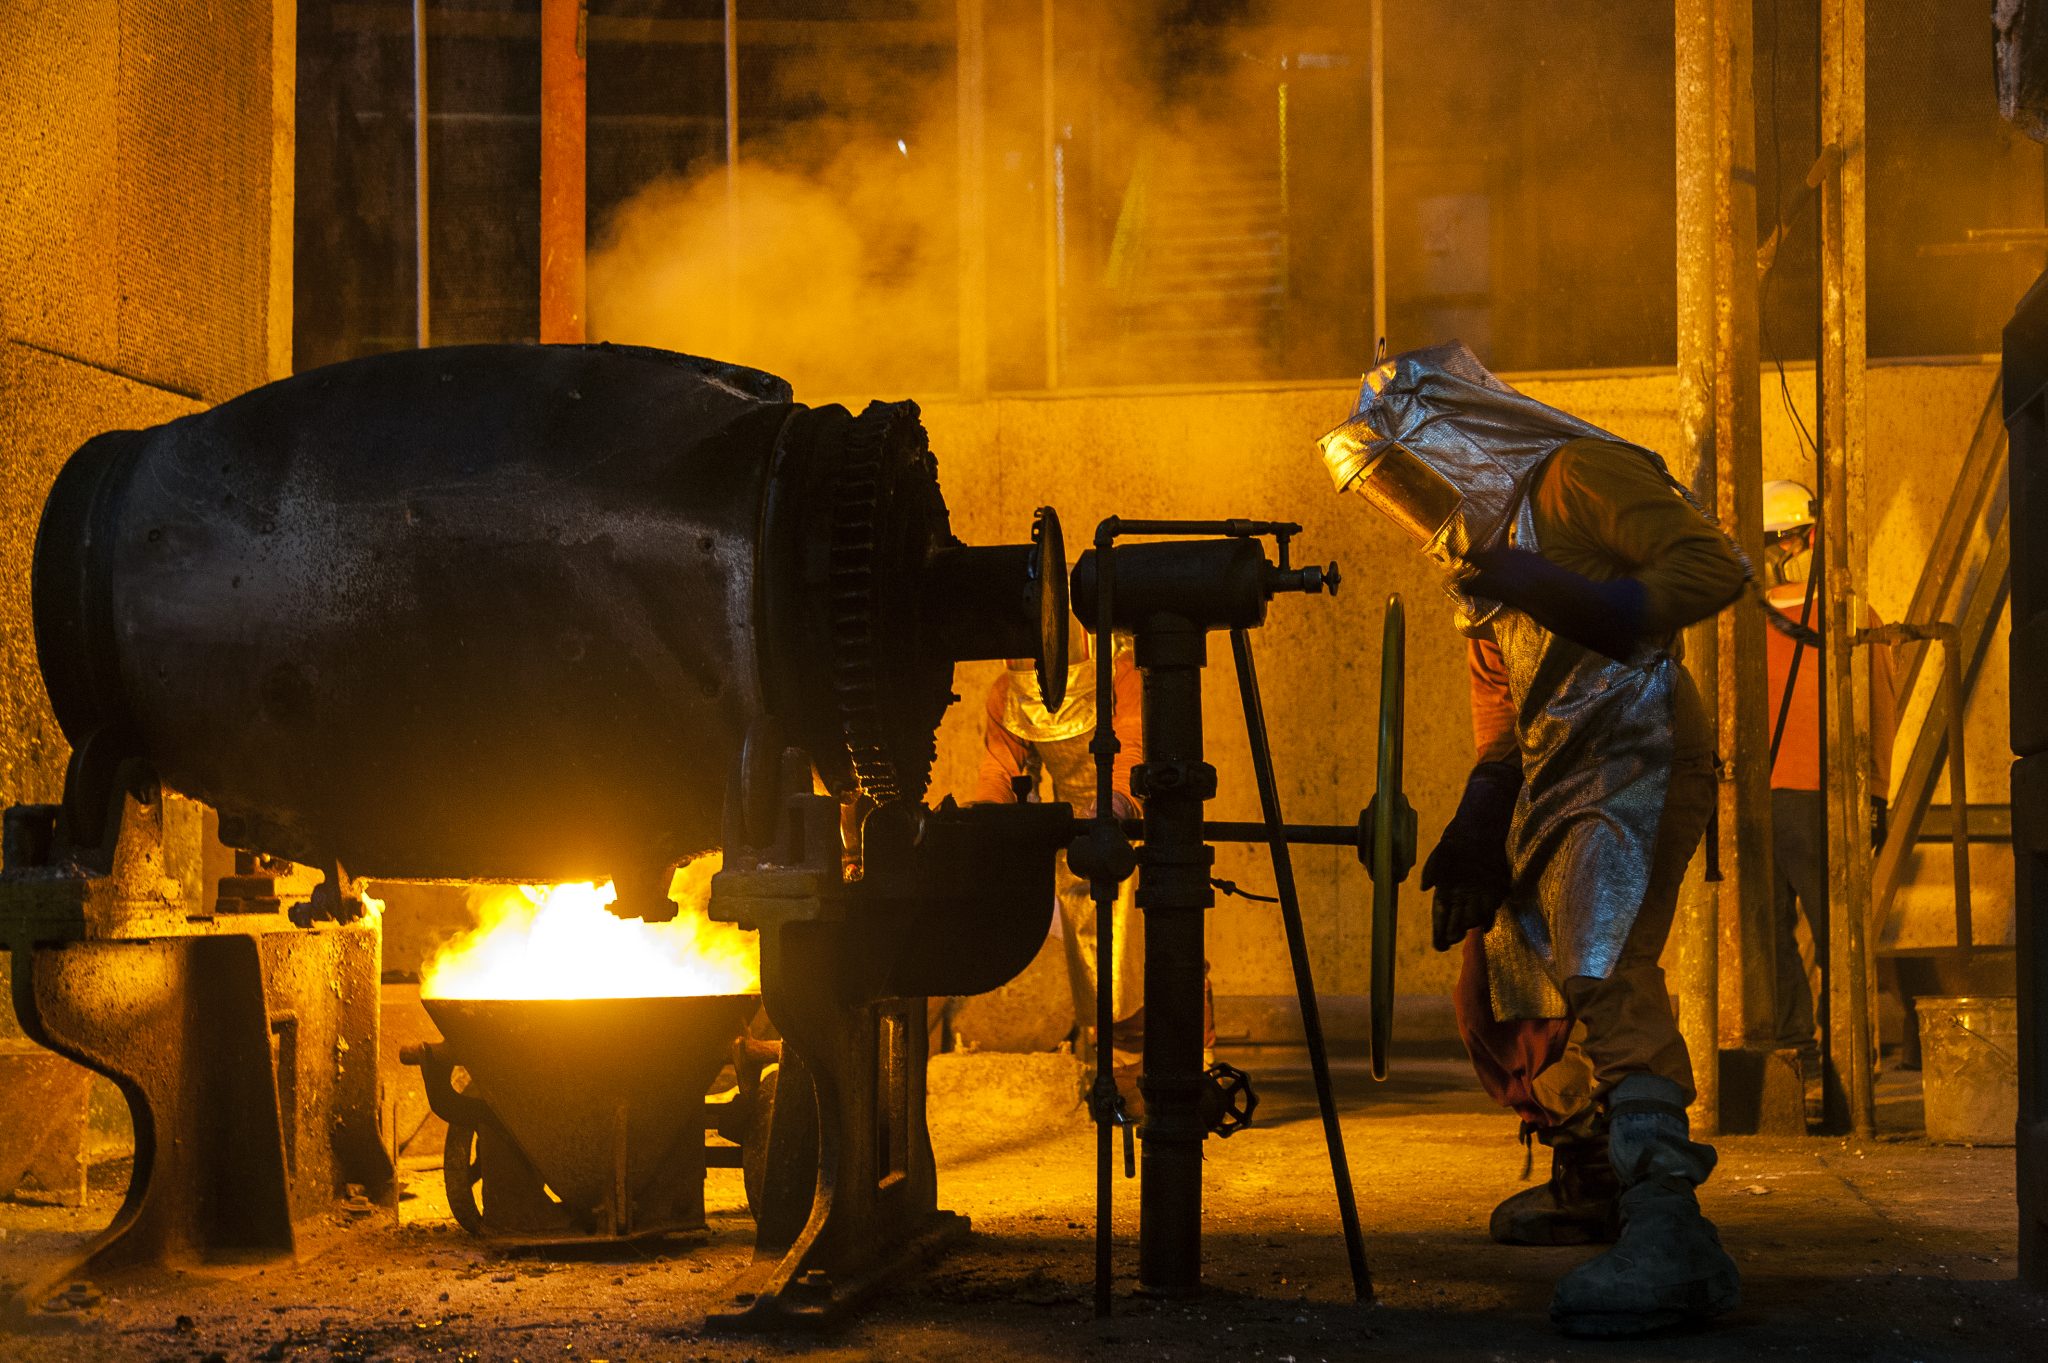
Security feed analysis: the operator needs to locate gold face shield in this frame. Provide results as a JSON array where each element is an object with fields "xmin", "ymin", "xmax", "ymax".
[{"xmin": 1319, "ymin": 424, "xmax": 1465, "ymax": 549}]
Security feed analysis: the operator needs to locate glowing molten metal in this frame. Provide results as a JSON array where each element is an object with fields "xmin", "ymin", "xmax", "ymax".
[{"xmin": 419, "ymin": 856, "xmax": 758, "ymax": 1001}]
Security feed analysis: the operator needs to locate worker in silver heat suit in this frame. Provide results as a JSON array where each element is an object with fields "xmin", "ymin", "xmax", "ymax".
[
  {"xmin": 1319, "ymin": 342, "xmax": 1746, "ymax": 1337},
  {"xmin": 974, "ymin": 628, "xmax": 1149, "ymax": 1068}
]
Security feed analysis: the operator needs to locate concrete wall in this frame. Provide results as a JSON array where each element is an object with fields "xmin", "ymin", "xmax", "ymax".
[
  {"xmin": 1, "ymin": 0, "xmax": 294, "ymax": 1038},
  {"xmin": 919, "ymin": 359, "xmax": 2006, "ymax": 1022}
]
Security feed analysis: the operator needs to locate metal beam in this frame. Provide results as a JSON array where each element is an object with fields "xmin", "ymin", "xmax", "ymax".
[
  {"xmin": 269, "ymin": 0, "xmax": 296, "ymax": 380},
  {"xmin": 723, "ymin": 0, "xmax": 740, "ymax": 349},
  {"xmin": 1368, "ymin": 0, "xmax": 1386, "ymax": 353},
  {"xmin": 413, "ymin": 0, "xmax": 430, "ymax": 348},
  {"xmin": 540, "ymin": 0, "xmax": 588, "ymax": 344},
  {"xmin": 1675, "ymin": 0, "xmax": 1772, "ymax": 1131},
  {"xmin": 1818, "ymin": 0, "xmax": 1875, "ymax": 1138},
  {"xmin": 1040, "ymin": 0, "xmax": 1059, "ymax": 388},
  {"xmin": 957, "ymin": 0, "xmax": 988, "ymax": 400}
]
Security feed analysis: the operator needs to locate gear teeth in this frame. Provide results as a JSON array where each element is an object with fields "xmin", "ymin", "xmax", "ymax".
[
  {"xmin": 828, "ymin": 406, "xmax": 900, "ymax": 803},
  {"xmin": 820, "ymin": 401, "xmax": 952, "ymax": 807}
]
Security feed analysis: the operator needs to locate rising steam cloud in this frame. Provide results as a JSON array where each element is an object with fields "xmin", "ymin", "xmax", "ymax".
[
  {"xmin": 589, "ymin": 131, "xmax": 963, "ymax": 398},
  {"xmin": 585, "ymin": 6, "xmax": 1314, "ymax": 397}
]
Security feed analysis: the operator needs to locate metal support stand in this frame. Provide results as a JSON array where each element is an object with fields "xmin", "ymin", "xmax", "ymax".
[
  {"xmin": 1231, "ymin": 627, "xmax": 1372, "ymax": 1301},
  {"xmin": 1, "ymin": 794, "xmax": 387, "ymax": 1323},
  {"xmin": 1071, "ymin": 519, "xmax": 1387, "ymax": 1310},
  {"xmin": 707, "ymin": 735, "xmax": 1070, "ymax": 1330}
]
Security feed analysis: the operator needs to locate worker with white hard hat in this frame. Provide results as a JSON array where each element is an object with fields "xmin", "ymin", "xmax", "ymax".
[{"xmin": 1759, "ymin": 479, "xmax": 1898, "ymax": 1119}]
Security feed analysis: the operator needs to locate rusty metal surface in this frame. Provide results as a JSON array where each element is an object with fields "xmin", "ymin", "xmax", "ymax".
[
  {"xmin": 539, "ymin": 0, "xmax": 587, "ymax": 343},
  {"xmin": 3, "ymin": 917, "xmax": 388, "ymax": 1318},
  {"xmin": 1819, "ymin": 0, "xmax": 1878, "ymax": 1140},
  {"xmin": 1675, "ymin": 0, "xmax": 1771, "ymax": 1131},
  {"xmin": 0, "ymin": 1044, "xmax": 90, "ymax": 1205},
  {"xmin": 413, "ymin": 994, "xmax": 754, "ymax": 1241},
  {"xmin": 1997, "ymin": 0, "xmax": 2048, "ymax": 143}
]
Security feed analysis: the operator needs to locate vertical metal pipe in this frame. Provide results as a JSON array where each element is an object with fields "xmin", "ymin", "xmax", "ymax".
[
  {"xmin": 724, "ymin": 0, "xmax": 740, "ymax": 347},
  {"xmin": 1675, "ymin": 0, "xmax": 1771, "ymax": 1133},
  {"xmin": 1715, "ymin": 0, "xmax": 1777, "ymax": 1057},
  {"xmin": 268, "ymin": 0, "xmax": 296, "ymax": 382},
  {"xmin": 539, "ymin": 0, "xmax": 587, "ymax": 344},
  {"xmin": 413, "ymin": 0, "xmax": 430, "ymax": 348},
  {"xmin": 1040, "ymin": 0, "xmax": 1060, "ymax": 389},
  {"xmin": 956, "ymin": 0, "xmax": 989, "ymax": 399},
  {"xmin": 1134, "ymin": 637, "xmax": 1211, "ymax": 1299},
  {"xmin": 1673, "ymin": 0, "xmax": 1718, "ymax": 1133},
  {"xmin": 1368, "ymin": 0, "xmax": 1386, "ymax": 352},
  {"xmin": 1818, "ymin": 0, "xmax": 1877, "ymax": 1139}
]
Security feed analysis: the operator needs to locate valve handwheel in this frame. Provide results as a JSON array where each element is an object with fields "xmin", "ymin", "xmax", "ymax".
[
  {"xmin": 1030, "ymin": 506, "xmax": 1070, "ymax": 710},
  {"xmin": 1202, "ymin": 1060, "xmax": 1260, "ymax": 1138}
]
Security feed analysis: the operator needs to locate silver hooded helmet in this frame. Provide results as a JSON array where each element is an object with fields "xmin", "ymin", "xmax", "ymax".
[
  {"xmin": 1318, "ymin": 340, "xmax": 1650, "ymax": 562},
  {"xmin": 1317, "ymin": 340, "xmax": 1686, "ymax": 625}
]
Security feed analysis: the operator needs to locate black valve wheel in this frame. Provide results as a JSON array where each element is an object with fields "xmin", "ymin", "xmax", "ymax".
[{"xmin": 1202, "ymin": 1061, "xmax": 1259, "ymax": 1138}]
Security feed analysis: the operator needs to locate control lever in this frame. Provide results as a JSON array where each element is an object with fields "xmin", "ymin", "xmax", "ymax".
[{"xmin": 1087, "ymin": 1072, "xmax": 1137, "ymax": 1178}]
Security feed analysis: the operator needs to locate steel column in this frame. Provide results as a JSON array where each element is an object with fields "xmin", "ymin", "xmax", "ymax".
[
  {"xmin": 1040, "ymin": 0, "xmax": 1059, "ymax": 388},
  {"xmin": 1368, "ymin": 0, "xmax": 1386, "ymax": 351},
  {"xmin": 1134, "ymin": 632, "xmax": 1213, "ymax": 1298},
  {"xmin": 723, "ymin": 0, "xmax": 740, "ymax": 342},
  {"xmin": 413, "ymin": 0, "xmax": 430, "ymax": 347},
  {"xmin": 1818, "ymin": 0, "xmax": 1876, "ymax": 1138},
  {"xmin": 957, "ymin": 0, "xmax": 988, "ymax": 399},
  {"xmin": 1675, "ymin": 0, "xmax": 1771, "ymax": 1130},
  {"xmin": 540, "ymin": 0, "xmax": 587, "ymax": 344},
  {"xmin": 2006, "ymin": 263, "xmax": 2048, "ymax": 1294}
]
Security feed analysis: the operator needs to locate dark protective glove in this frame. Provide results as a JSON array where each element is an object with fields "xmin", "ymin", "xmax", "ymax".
[
  {"xmin": 1871, "ymin": 795, "xmax": 1889, "ymax": 851},
  {"xmin": 1421, "ymin": 759, "xmax": 1523, "ymax": 952},
  {"xmin": 1461, "ymin": 547, "xmax": 1647, "ymax": 661}
]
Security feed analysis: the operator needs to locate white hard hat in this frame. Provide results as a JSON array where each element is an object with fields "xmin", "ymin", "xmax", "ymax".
[{"xmin": 1762, "ymin": 479, "xmax": 1815, "ymax": 534}]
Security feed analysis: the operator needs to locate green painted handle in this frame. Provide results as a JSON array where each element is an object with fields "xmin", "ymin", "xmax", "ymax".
[{"xmin": 1369, "ymin": 594, "xmax": 1411, "ymax": 1081}]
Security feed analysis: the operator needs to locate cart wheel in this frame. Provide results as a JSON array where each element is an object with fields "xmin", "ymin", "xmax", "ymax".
[{"xmin": 443, "ymin": 1120, "xmax": 485, "ymax": 1235}]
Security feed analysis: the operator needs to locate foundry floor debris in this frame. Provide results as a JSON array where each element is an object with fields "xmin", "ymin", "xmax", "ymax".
[{"xmin": 0, "ymin": 1051, "xmax": 2038, "ymax": 1363}]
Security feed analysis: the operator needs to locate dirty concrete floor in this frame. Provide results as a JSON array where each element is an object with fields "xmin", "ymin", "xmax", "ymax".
[{"xmin": 1, "ymin": 1050, "xmax": 2039, "ymax": 1363}]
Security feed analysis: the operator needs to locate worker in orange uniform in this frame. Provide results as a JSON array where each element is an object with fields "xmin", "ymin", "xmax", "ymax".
[
  {"xmin": 1320, "ymin": 343, "xmax": 1746, "ymax": 1337},
  {"xmin": 1760, "ymin": 479, "xmax": 1897, "ymax": 1113},
  {"xmin": 974, "ymin": 624, "xmax": 1150, "ymax": 1069}
]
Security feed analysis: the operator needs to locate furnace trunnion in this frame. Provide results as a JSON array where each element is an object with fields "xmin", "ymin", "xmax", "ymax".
[{"xmin": 0, "ymin": 343, "xmax": 1073, "ymax": 1324}]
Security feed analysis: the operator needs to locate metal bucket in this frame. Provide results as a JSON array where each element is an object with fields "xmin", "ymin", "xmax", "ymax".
[
  {"xmin": 1914, "ymin": 995, "xmax": 2017, "ymax": 1145},
  {"xmin": 414, "ymin": 993, "xmax": 757, "ymax": 1241}
]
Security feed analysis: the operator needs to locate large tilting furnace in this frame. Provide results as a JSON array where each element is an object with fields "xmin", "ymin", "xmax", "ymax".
[{"xmin": 2, "ymin": 342, "xmax": 1404, "ymax": 1328}]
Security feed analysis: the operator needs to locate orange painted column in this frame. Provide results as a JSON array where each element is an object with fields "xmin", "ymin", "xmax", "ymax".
[{"xmin": 540, "ymin": 0, "xmax": 587, "ymax": 343}]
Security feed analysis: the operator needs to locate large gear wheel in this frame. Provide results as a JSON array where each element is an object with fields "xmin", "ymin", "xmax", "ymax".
[{"xmin": 825, "ymin": 401, "xmax": 952, "ymax": 806}]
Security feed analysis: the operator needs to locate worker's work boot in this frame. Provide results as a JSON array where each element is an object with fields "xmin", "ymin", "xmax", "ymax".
[
  {"xmin": 1550, "ymin": 1075, "xmax": 1740, "ymax": 1337},
  {"xmin": 1490, "ymin": 1116, "xmax": 1620, "ymax": 1246}
]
